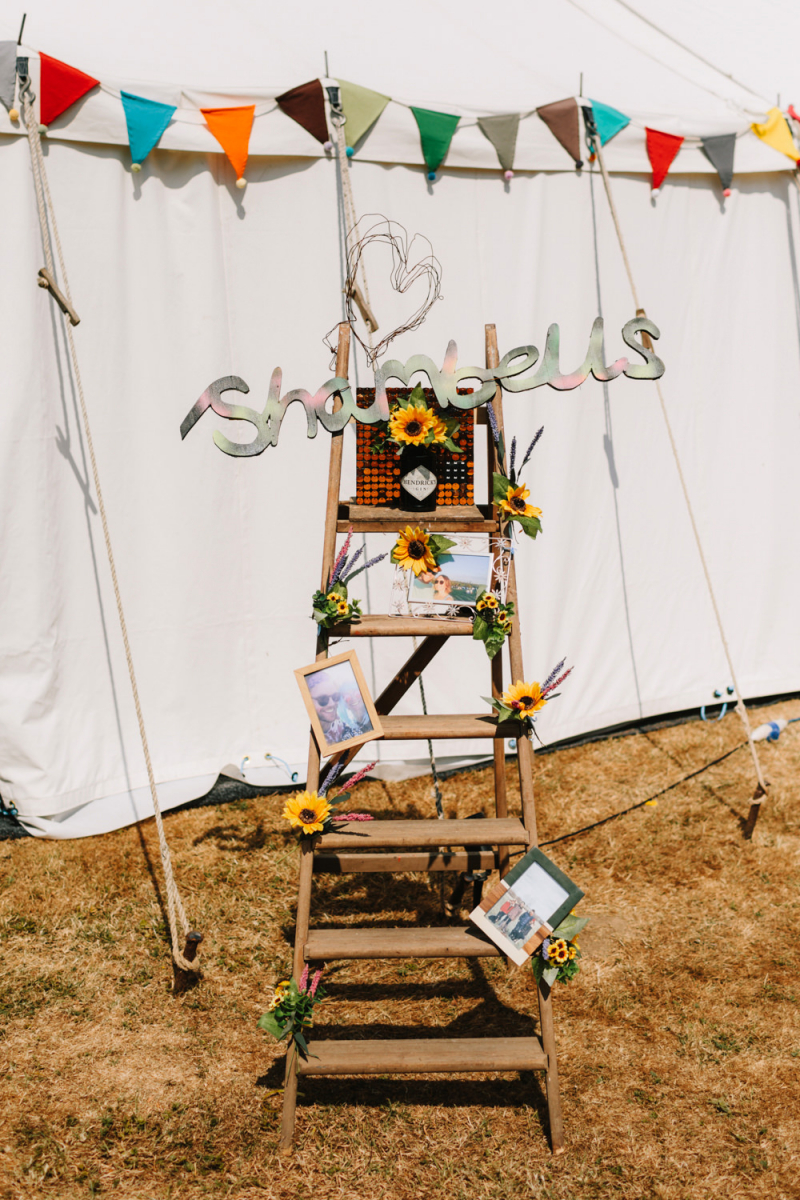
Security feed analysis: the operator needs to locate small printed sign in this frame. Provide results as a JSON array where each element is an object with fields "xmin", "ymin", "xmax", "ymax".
[{"xmin": 401, "ymin": 465, "xmax": 437, "ymax": 499}]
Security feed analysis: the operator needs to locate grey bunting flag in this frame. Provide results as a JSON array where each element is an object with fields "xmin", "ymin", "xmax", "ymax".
[
  {"xmin": 700, "ymin": 133, "xmax": 735, "ymax": 192},
  {"xmin": 477, "ymin": 113, "xmax": 520, "ymax": 173},
  {"xmin": 0, "ymin": 42, "xmax": 16, "ymax": 111}
]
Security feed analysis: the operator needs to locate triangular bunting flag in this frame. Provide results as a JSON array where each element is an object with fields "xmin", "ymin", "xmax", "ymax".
[
  {"xmin": 645, "ymin": 127, "xmax": 684, "ymax": 191},
  {"xmin": 751, "ymin": 107, "xmax": 799, "ymax": 162},
  {"xmin": 120, "ymin": 92, "xmax": 176, "ymax": 165},
  {"xmin": 477, "ymin": 113, "xmax": 519, "ymax": 173},
  {"xmin": 589, "ymin": 99, "xmax": 630, "ymax": 146},
  {"xmin": 277, "ymin": 79, "xmax": 329, "ymax": 144},
  {"xmin": 337, "ymin": 78, "xmax": 389, "ymax": 148},
  {"xmin": 537, "ymin": 98, "xmax": 583, "ymax": 166},
  {"xmin": 410, "ymin": 106, "xmax": 460, "ymax": 176},
  {"xmin": 201, "ymin": 105, "xmax": 255, "ymax": 180},
  {"xmin": 39, "ymin": 52, "xmax": 99, "ymax": 127},
  {"xmin": 0, "ymin": 42, "xmax": 16, "ymax": 112},
  {"xmin": 700, "ymin": 133, "xmax": 735, "ymax": 194}
]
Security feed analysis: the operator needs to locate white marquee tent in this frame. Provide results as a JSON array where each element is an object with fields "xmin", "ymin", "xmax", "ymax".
[{"xmin": 2, "ymin": 0, "xmax": 800, "ymax": 838}]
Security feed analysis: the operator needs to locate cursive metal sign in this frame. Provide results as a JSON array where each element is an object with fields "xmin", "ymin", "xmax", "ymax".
[{"xmin": 179, "ymin": 316, "xmax": 663, "ymax": 458}]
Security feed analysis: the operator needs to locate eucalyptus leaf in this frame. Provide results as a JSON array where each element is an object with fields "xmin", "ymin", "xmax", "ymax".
[
  {"xmin": 542, "ymin": 965, "xmax": 559, "ymax": 986},
  {"xmin": 552, "ymin": 914, "xmax": 588, "ymax": 942}
]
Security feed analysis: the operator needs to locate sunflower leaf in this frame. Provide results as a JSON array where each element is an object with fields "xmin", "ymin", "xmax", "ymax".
[
  {"xmin": 516, "ymin": 515, "xmax": 542, "ymax": 539},
  {"xmin": 327, "ymin": 791, "xmax": 350, "ymax": 807},
  {"xmin": 472, "ymin": 614, "xmax": 490, "ymax": 642},
  {"xmin": 552, "ymin": 914, "xmax": 588, "ymax": 942},
  {"xmin": 257, "ymin": 1012, "xmax": 286, "ymax": 1039},
  {"xmin": 493, "ymin": 472, "xmax": 512, "ymax": 502}
]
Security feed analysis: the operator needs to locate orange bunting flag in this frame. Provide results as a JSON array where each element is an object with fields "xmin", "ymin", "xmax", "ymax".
[
  {"xmin": 39, "ymin": 53, "xmax": 99, "ymax": 127},
  {"xmin": 201, "ymin": 105, "xmax": 255, "ymax": 181},
  {"xmin": 645, "ymin": 127, "xmax": 684, "ymax": 193}
]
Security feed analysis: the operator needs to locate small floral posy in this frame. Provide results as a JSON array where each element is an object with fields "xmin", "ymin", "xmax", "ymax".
[
  {"xmin": 489, "ymin": 419, "xmax": 544, "ymax": 541},
  {"xmin": 372, "ymin": 383, "xmax": 462, "ymax": 455},
  {"xmin": 391, "ymin": 525, "xmax": 456, "ymax": 577},
  {"xmin": 531, "ymin": 911, "xmax": 588, "ymax": 987},
  {"xmin": 257, "ymin": 965, "xmax": 325, "ymax": 1062},
  {"xmin": 472, "ymin": 589, "xmax": 515, "ymax": 659},
  {"xmin": 311, "ymin": 526, "xmax": 386, "ymax": 629},
  {"xmin": 484, "ymin": 657, "xmax": 573, "ymax": 736},
  {"xmin": 282, "ymin": 761, "xmax": 377, "ymax": 839}
]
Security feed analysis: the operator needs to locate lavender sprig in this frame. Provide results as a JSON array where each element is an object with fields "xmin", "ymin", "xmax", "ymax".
[
  {"xmin": 329, "ymin": 528, "xmax": 354, "ymax": 586},
  {"xmin": 344, "ymin": 760, "xmax": 377, "ymax": 790},
  {"xmin": 486, "ymin": 400, "xmax": 500, "ymax": 447},
  {"xmin": 318, "ymin": 758, "xmax": 346, "ymax": 797},
  {"xmin": 509, "ymin": 436, "xmax": 517, "ymax": 481},
  {"xmin": 542, "ymin": 667, "xmax": 573, "ymax": 698},
  {"xmin": 339, "ymin": 543, "xmax": 364, "ymax": 580},
  {"xmin": 342, "ymin": 551, "xmax": 387, "ymax": 585},
  {"xmin": 519, "ymin": 426, "xmax": 544, "ymax": 471},
  {"xmin": 541, "ymin": 657, "xmax": 566, "ymax": 693}
]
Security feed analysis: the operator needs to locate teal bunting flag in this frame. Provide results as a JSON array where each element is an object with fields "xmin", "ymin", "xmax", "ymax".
[
  {"xmin": 120, "ymin": 91, "xmax": 176, "ymax": 164},
  {"xmin": 410, "ymin": 106, "xmax": 460, "ymax": 174},
  {"xmin": 589, "ymin": 99, "xmax": 630, "ymax": 146}
]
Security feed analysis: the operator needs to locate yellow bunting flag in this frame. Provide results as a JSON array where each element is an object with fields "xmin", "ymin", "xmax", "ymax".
[{"xmin": 751, "ymin": 107, "xmax": 800, "ymax": 162}]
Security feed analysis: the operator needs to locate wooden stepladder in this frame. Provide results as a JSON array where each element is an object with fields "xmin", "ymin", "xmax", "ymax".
[{"xmin": 280, "ymin": 322, "xmax": 565, "ymax": 1153}]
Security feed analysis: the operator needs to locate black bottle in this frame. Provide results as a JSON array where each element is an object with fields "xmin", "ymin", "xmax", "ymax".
[{"xmin": 398, "ymin": 444, "xmax": 438, "ymax": 512}]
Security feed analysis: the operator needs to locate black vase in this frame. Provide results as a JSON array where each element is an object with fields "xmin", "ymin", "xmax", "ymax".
[{"xmin": 398, "ymin": 444, "xmax": 438, "ymax": 512}]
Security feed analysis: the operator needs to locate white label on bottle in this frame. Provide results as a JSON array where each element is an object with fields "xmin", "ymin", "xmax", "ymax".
[{"xmin": 401, "ymin": 465, "xmax": 437, "ymax": 498}]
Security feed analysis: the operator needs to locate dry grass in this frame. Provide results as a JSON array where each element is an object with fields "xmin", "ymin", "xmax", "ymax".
[{"xmin": 1, "ymin": 699, "xmax": 799, "ymax": 1199}]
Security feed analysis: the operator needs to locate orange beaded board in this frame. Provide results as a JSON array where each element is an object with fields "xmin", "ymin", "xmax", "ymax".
[{"xmin": 355, "ymin": 388, "xmax": 474, "ymax": 507}]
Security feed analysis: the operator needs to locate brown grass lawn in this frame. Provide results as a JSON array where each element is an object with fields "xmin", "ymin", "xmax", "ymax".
[{"xmin": 1, "ymin": 699, "xmax": 799, "ymax": 1200}]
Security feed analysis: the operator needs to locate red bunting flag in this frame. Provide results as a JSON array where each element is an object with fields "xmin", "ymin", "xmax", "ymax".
[
  {"xmin": 645, "ymin": 127, "xmax": 684, "ymax": 192},
  {"xmin": 39, "ymin": 53, "xmax": 99, "ymax": 127}
]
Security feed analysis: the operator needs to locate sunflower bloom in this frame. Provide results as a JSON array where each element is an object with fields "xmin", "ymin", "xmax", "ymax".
[
  {"xmin": 336, "ymin": 600, "xmax": 350, "ymax": 615},
  {"xmin": 388, "ymin": 404, "xmax": 435, "ymax": 446},
  {"xmin": 480, "ymin": 594, "xmax": 499, "ymax": 610},
  {"xmin": 326, "ymin": 592, "xmax": 341, "ymax": 603},
  {"xmin": 429, "ymin": 416, "xmax": 449, "ymax": 443},
  {"xmin": 393, "ymin": 526, "xmax": 438, "ymax": 576},
  {"xmin": 283, "ymin": 791, "xmax": 331, "ymax": 835},
  {"xmin": 497, "ymin": 611, "xmax": 511, "ymax": 627},
  {"xmin": 500, "ymin": 483, "xmax": 542, "ymax": 520},
  {"xmin": 550, "ymin": 938, "xmax": 569, "ymax": 964},
  {"xmin": 502, "ymin": 680, "xmax": 547, "ymax": 715},
  {"xmin": 568, "ymin": 946, "xmax": 577, "ymax": 960}
]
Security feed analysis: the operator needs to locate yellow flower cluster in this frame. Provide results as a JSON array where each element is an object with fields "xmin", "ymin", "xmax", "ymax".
[
  {"xmin": 502, "ymin": 680, "xmax": 547, "ymax": 715},
  {"xmin": 548, "ymin": 939, "xmax": 570, "ymax": 965},
  {"xmin": 388, "ymin": 401, "xmax": 449, "ymax": 446},
  {"xmin": 268, "ymin": 979, "xmax": 291, "ymax": 1010},
  {"xmin": 499, "ymin": 483, "xmax": 542, "ymax": 521},
  {"xmin": 282, "ymin": 791, "xmax": 331, "ymax": 835},
  {"xmin": 477, "ymin": 594, "xmax": 499, "ymax": 611}
]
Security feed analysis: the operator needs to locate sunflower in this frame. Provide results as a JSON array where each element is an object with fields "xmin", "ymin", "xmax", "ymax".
[
  {"xmin": 268, "ymin": 980, "xmax": 291, "ymax": 1010},
  {"xmin": 392, "ymin": 526, "xmax": 438, "ymax": 576},
  {"xmin": 496, "ymin": 610, "xmax": 511, "ymax": 627},
  {"xmin": 429, "ymin": 415, "xmax": 449, "ymax": 443},
  {"xmin": 549, "ymin": 938, "xmax": 569, "ymax": 964},
  {"xmin": 326, "ymin": 591, "xmax": 342, "ymax": 603},
  {"xmin": 388, "ymin": 403, "xmax": 435, "ymax": 446},
  {"xmin": 477, "ymin": 593, "xmax": 499, "ymax": 611},
  {"xmin": 568, "ymin": 946, "xmax": 577, "ymax": 960},
  {"xmin": 283, "ymin": 791, "xmax": 331, "ymax": 835},
  {"xmin": 336, "ymin": 600, "xmax": 350, "ymax": 615},
  {"xmin": 499, "ymin": 483, "xmax": 542, "ymax": 521},
  {"xmin": 502, "ymin": 680, "xmax": 547, "ymax": 715}
]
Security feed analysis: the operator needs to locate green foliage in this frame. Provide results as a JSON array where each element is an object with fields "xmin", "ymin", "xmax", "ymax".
[
  {"xmin": 472, "ymin": 590, "xmax": 514, "ymax": 659},
  {"xmin": 257, "ymin": 975, "xmax": 325, "ymax": 1061},
  {"xmin": 531, "ymin": 914, "xmax": 589, "ymax": 987},
  {"xmin": 370, "ymin": 385, "xmax": 464, "ymax": 456},
  {"xmin": 492, "ymin": 472, "xmax": 542, "ymax": 540},
  {"xmin": 311, "ymin": 584, "xmax": 362, "ymax": 630}
]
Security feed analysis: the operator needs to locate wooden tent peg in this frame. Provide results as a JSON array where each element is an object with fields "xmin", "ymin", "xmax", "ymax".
[
  {"xmin": 37, "ymin": 267, "xmax": 80, "ymax": 326},
  {"xmin": 172, "ymin": 930, "xmax": 203, "ymax": 995}
]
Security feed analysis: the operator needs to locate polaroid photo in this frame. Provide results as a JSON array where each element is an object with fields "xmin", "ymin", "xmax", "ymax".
[
  {"xmin": 407, "ymin": 551, "xmax": 493, "ymax": 611},
  {"xmin": 295, "ymin": 649, "xmax": 384, "ymax": 757},
  {"xmin": 470, "ymin": 847, "xmax": 584, "ymax": 967}
]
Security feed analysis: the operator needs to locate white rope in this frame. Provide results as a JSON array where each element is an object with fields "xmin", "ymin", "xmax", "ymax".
[
  {"xmin": 21, "ymin": 88, "xmax": 199, "ymax": 973},
  {"xmin": 591, "ymin": 135, "xmax": 768, "ymax": 803}
]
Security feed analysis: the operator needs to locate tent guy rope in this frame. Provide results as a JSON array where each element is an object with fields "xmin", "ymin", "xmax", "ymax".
[
  {"xmin": 589, "ymin": 123, "xmax": 768, "ymax": 838},
  {"xmin": 20, "ymin": 72, "xmax": 200, "ymax": 976}
]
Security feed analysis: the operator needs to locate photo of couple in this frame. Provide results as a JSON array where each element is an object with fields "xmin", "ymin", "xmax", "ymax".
[
  {"xmin": 295, "ymin": 649, "xmax": 384, "ymax": 756},
  {"xmin": 485, "ymin": 887, "xmax": 542, "ymax": 949}
]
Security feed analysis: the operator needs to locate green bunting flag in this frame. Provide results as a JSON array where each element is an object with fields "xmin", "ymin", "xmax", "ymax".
[
  {"xmin": 337, "ymin": 78, "xmax": 390, "ymax": 148},
  {"xmin": 477, "ymin": 113, "xmax": 519, "ymax": 173},
  {"xmin": 411, "ymin": 106, "xmax": 460, "ymax": 175},
  {"xmin": 589, "ymin": 99, "xmax": 630, "ymax": 146}
]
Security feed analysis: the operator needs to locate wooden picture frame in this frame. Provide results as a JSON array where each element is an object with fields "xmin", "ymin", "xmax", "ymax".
[
  {"xmin": 294, "ymin": 649, "xmax": 384, "ymax": 757},
  {"xmin": 470, "ymin": 847, "xmax": 584, "ymax": 967}
]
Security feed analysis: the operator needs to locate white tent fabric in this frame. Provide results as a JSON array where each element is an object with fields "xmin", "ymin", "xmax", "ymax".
[{"xmin": 3, "ymin": 1, "xmax": 800, "ymax": 837}]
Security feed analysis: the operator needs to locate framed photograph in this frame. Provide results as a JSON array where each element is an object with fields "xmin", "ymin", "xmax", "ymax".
[
  {"xmin": 294, "ymin": 649, "xmax": 384, "ymax": 757},
  {"xmin": 407, "ymin": 550, "xmax": 493, "ymax": 611},
  {"xmin": 469, "ymin": 847, "xmax": 584, "ymax": 967}
]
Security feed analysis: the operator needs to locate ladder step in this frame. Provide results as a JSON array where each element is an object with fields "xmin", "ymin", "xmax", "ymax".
[
  {"xmin": 304, "ymin": 925, "xmax": 500, "ymax": 960},
  {"xmin": 380, "ymin": 713, "xmax": 519, "ymax": 739},
  {"xmin": 331, "ymin": 615, "xmax": 474, "ymax": 637},
  {"xmin": 313, "ymin": 850, "xmax": 499, "ymax": 873},
  {"xmin": 338, "ymin": 502, "xmax": 498, "ymax": 533},
  {"xmin": 316, "ymin": 816, "xmax": 529, "ymax": 850},
  {"xmin": 297, "ymin": 1036, "xmax": 547, "ymax": 1075}
]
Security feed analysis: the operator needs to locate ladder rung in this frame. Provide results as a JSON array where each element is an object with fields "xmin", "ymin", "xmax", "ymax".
[
  {"xmin": 380, "ymin": 713, "xmax": 519, "ymax": 739},
  {"xmin": 316, "ymin": 817, "xmax": 529, "ymax": 850},
  {"xmin": 297, "ymin": 1036, "xmax": 547, "ymax": 1075},
  {"xmin": 304, "ymin": 925, "xmax": 500, "ymax": 960},
  {"xmin": 313, "ymin": 850, "xmax": 499, "ymax": 873},
  {"xmin": 338, "ymin": 503, "xmax": 498, "ymax": 533},
  {"xmin": 331, "ymin": 615, "xmax": 475, "ymax": 637}
]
